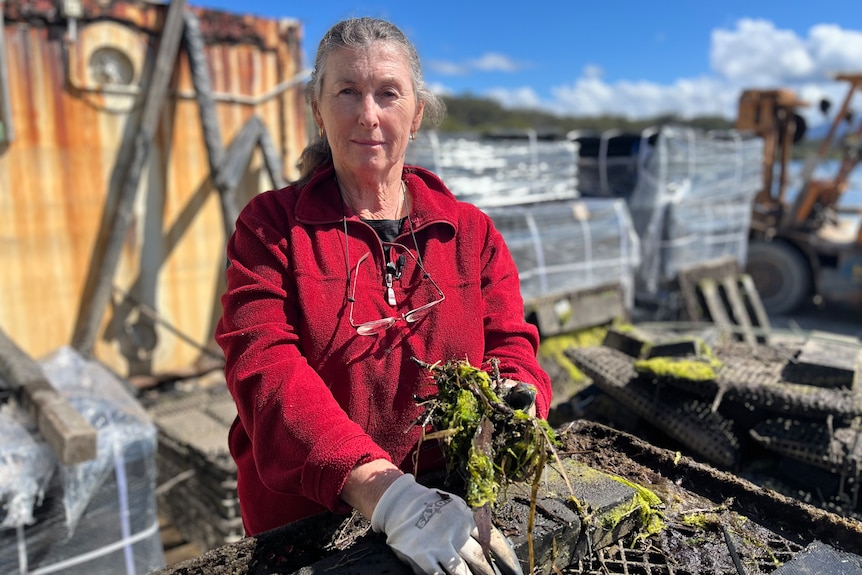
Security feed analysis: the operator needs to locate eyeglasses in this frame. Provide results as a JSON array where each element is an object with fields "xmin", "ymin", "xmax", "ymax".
[{"xmin": 348, "ymin": 246, "xmax": 445, "ymax": 336}]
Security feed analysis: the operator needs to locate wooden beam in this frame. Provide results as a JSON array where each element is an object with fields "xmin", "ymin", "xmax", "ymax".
[
  {"xmin": 0, "ymin": 0, "xmax": 14, "ymax": 143},
  {"xmin": 72, "ymin": 0, "xmax": 188, "ymax": 356},
  {"xmin": 739, "ymin": 273, "xmax": 771, "ymax": 342},
  {"xmin": 0, "ymin": 327, "xmax": 97, "ymax": 464},
  {"xmin": 720, "ymin": 275, "xmax": 757, "ymax": 346},
  {"xmin": 698, "ymin": 277, "xmax": 733, "ymax": 331},
  {"xmin": 529, "ymin": 283, "xmax": 628, "ymax": 337}
]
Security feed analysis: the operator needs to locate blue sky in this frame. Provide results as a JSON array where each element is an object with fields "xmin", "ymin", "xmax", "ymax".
[{"xmin": 197, "ymin": 1, "xmax": 862, "ymax": 122}]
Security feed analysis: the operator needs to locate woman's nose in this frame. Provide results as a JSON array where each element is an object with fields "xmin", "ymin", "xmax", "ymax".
[{"xmin": 359, "ymin": 95, "xmax": 379, "ymax": 127}]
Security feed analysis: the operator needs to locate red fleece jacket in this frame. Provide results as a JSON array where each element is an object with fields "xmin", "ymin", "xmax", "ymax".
[{"xmin": 215, "ymin": 164, "xmax": 552, "ymax": 535}]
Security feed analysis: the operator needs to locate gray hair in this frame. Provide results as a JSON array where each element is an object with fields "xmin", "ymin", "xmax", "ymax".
[{"xmin": 295, "ymin": 17, "xmax": 446, "ymax": 183}]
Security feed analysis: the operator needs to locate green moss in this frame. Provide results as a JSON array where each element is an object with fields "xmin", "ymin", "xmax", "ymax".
[
  {"xmin": 745, "ymin": 531, "xmax": 783, "ymax": 568},
  {"xmin": 613, "ymin": 323, "xmax": 640, "ymax": 334},
  {"xmin": 631, "ymin": 335, "xmax": 725, "ymax": 378},
  {"xmin": 558, "ymin": 462, "xmax": 665, "ymax": 540},
  {"xmin": 634, "ymin": 357, "xmax": 720, "ymax": 381},
  {"xmin": 466, "ymin": 447, "xmax": 498, "ymax": 508},
  {"xmin": 679, "ymin": 510, "xmax": 764, "ymax": 561},
  {"xmin": 681, "ymin": 513, "xmax": 713, "ymax": 529},
  {"xmin": 603, "ymin": 474, "xmax": 666, "ymax": 538},
  {"xmin": 539, "ymin": 326, "xmax": 609, "ymax": 383},
  {"xmin": 415, "ymin": 357, "xmax": 561, "ymax": 511}
]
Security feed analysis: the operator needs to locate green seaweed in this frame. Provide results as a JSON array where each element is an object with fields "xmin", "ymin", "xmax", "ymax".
[
  {"xmin": 413, "ymin": 357, "xmax": 560, "ymax": 509},
  {"xmin": 681, "ymin": 512, "xmax": 714, "ymax": 530},
  {"xmin": 608, "ymin": 475, "xmax": 666, "ymax": 538},
  {"xmin": 466, "ymin": 446, "xmax": 497, "ymax": 508},
  {"xmin": 539, "ymin": 326, "xmax": 608, "ymax": 383},
  {"xmin": 634, "ymin": 356, "xmax": 722, "ymax": 382}
]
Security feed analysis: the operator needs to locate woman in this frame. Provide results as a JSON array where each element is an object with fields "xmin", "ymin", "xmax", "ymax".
[{"xmin": 216, "ymin": 17, "xmax": 551, "ymax": 575}]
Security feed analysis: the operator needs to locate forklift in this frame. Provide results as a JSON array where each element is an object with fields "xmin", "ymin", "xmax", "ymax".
[{"xmin": 736, "ymin": 73, "xmax": 862, "ymax": 314}]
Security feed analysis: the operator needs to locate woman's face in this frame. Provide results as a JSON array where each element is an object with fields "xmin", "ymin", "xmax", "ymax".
[{"xmin": 313, "ymin": 42, "xmax": 424, "ymax": 182}]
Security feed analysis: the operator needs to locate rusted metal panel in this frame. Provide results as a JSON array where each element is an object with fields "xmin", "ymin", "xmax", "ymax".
[{"xmin": 0, "ymin": 1, "xmax": 308, "ymax": 376}]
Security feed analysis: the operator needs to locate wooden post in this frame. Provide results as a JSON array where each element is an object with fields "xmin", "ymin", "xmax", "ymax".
[
  {"xmin": 183, "ymin": 9, "xmax": 286, "ymax": 237},
  {"xmin": 72, "ymin": 0, "xmax": 187, "ymax": 356},
  {"xmin": 0, "ymin": 0, "xmax": 15, "ymax": 143}
]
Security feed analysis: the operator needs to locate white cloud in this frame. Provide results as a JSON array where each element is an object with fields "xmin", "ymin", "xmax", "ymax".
[
  {"xmin": 542, "ymin": 73, "xmax": 732, "ymax": 119},
  {"xmin": 428, "ymin": 52, "xmax": 525, "ymax": 76},
  {"xmin": 711, "ymin": 19, "xmax": 815, "ymax": 84},
  {"xmin": 807, "ymin": 24, "xmax": 862, "ymax": 75},
  {"xmin": 428, "ymin": 60, "xmax": 467, "ymax": 76},
  {"xmin": 481, "ymin": 19, "xmax": 862, "ymax": 121},
  {"xmin": 485, "ymin": 86, "xmax": 543, "ymax": 109},
  {"xmin": 582, "ymin": 65, "xmax": 604, "ymax": 80},
  {"xmin": 427, "ymin": 82, "xmax": 454, "ymax": 97},
  {"xmin": 469, "ymin": 53, "xmax": 522, "ymax": 73}
]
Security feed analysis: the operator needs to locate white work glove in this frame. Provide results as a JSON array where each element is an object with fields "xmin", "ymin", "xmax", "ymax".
[{"xmin": 371, "ymin": 474, "xmax": 523, "ymax": 575}]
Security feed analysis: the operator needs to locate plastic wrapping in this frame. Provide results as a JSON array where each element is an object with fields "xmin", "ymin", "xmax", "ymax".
[
  {"xmin": 0, "ymin": 406, "xmax": 55, "ymax": 529},
  {"xmin": 572, "ymin": 131, "xmax": 649, "ymax": 199},
  {"xmin": 407, "ymin": 131, "xmax": 639, "ymax": 307},
  {"xmin": 0, "ymin": 346, "xmax": 165, "ymax": 574},
  {"xmin": 406, "ymin": 131, "xmax": 579, "ymax": 207},
  {"xmin": 627, "ymin": 126, "xmax": 764, "ymax": 294},
  {"xmin": 482, "ymin": 198, "xmax": 641, "ymax": 307},
  {"xmin": 38, "ymin": 347, "xmax": 154, "ymax": 534}
]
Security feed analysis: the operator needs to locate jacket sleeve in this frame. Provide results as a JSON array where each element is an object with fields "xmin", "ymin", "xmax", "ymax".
[
  {"xmin": 215, "ymin": 198, "xmax": 391, "ymax": 513},
  {"xmin": 476, "ymin": 213, "xmax": 553, "ymax": 418}
]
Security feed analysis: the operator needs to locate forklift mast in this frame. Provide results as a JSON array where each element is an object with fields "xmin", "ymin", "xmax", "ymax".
[
  {"xmin": 734, "ymin": 74, "xmax": 862, "ymax": 314},
  {"xmin": 736, "ymin": 75, "xmax": 862, "ymax": 239},
  {"xmin": 735, "ymin": 89, "xmax": 808, "ymax": 234}
]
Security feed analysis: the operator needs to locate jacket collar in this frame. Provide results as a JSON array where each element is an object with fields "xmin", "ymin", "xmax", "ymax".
[{"xmin": 294, "ymin": 164, "xmax": 459, "ymax": 233}]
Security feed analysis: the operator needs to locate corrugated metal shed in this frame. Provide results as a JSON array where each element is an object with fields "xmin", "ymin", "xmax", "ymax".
[{"xmin": 0, "ymin": 0, "xmax": 308, "ymax": 376}]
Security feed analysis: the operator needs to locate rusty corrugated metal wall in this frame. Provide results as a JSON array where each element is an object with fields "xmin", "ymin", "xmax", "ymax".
[{"xmin": 0, "ymin": 0, "xmax": 308, "ymax": 376}]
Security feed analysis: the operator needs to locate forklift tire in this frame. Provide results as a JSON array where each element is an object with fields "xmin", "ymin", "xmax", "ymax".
[{"xmin": 745, "ymin": 240, "xmax": 811, "ymax": 315}]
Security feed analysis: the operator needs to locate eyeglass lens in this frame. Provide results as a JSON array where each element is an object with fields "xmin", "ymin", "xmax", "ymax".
[{"xmin": 349, "ymin": 247, "xmax": 444, "ymax": 335}]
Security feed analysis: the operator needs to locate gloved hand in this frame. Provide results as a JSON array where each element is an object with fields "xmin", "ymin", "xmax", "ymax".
[
  {"xmin": 371, "ymin": 473, "xmax": 523, "ymax": 575},
  {"xmin": 500, "ymin": 380, "xmax": 537, "ymax": 414}
]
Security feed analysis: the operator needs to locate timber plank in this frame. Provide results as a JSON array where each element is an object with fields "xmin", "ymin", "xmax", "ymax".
[
  {"xmin": 739, "ymin": 273, "xmax": 772, "ymax": 336},
  {"xmin": 530, "ymin": 283, "xmax": 627, "ymax": 337},
  {"xmin": 0, "ymin": 327, "xmax": 97, "ymax": 464},
  {"xmin": 720, "ymin": 275, "xmax": 757, "ymax": 345},
  {"xmin": 699, "ymin": 278, "xmax": 733, "ymax": 330}
]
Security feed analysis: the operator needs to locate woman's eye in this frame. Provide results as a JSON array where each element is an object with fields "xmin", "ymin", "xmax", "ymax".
[{"xmin": 379, "ymin": 88, "xmax": 401, "ymax": 99}]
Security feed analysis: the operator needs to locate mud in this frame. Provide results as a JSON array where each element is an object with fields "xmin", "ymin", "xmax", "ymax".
[
  {"xmin": 555, "ymin": 420, "xmax": 862, "ymax": 574},
  {"xmin": 151, "ymin": 418, "xmax": 862, "ymax": 574}
]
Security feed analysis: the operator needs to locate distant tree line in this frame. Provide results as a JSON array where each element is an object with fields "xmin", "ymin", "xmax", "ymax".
[
  {"xmin": 433, "ymin": 94, "xmax": 735, "ymax": 136},
  {"xmin": 429, "ymin": 94, "xmax": 844, "ymax": 161}
]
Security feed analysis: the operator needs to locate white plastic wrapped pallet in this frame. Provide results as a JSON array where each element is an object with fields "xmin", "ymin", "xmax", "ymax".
[
  {"xmin": 407, "ymin": 131, "xmax": 641, "ymax": 307},
  {"xmin": 627, "ymin": 126, "xmax": 764, "ymax": 295},
  {"xmin": 406, "ymin": 130, "xmax": 580, "ymax": 207},
  {"xmin": 0, "ymin": 346, "xmax": 165, "ymax": 575},
  {"xmin": 481, "ymin": 198, "xmax": 642, "ymax": 308}
]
